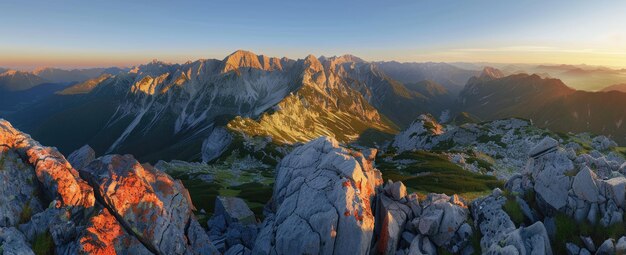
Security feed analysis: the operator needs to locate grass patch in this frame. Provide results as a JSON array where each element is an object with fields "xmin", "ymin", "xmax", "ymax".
[
  {"xmin": 477, "ymin": 134, "xmax": 507, "ymax": 148},
  {"xmin": 32, "ymin": 230, "xmax": 55, "ymax": 255},
  {"xmin": 615, "ymin": 147, "xmax": 626, "ymax": 159},
  {"xmin": 377, "ymin": 151, "xmax": 503, "ymax": 199},
  {"xmin": 502, "ymin": 198, "xmax": 524, "ymax": 226},
  {"xmin": 553, "ymin": 212, "xmax": 626, "ymax": 254},
  {"xmin": 19, "ymin": 202, "xmax": 32, "ymax": 224}
]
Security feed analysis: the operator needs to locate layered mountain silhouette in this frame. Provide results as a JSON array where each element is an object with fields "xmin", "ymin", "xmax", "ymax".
[
  {"xmin": 3, "ymin": 51, "xmax": 626, "ymax": 162},
  {"xmin": 6, "ymin": 50, "xmax": 461, "ymax": 162},
  {"xmin": 458, "ymin": 68, "xmax": 626, "ymax": 144}
]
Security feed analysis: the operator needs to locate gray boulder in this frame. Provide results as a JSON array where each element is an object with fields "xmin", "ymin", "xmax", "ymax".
[
  {"xmin": 530, "ymin": 149, "xmax": 574, "ymax": 211},
  {"xmin": 66, "ymin": 144, "xmax": 95, "ymax": 170},
  {"xmin": 566, "ymin": 242, "xmax": 580, "ymax": 255},
  {"xmin": 529, "ymin": 137, "xmax": 558, "ymax": 158},
  {"xmin": 580, "ymin": 235, "xmax": 596, "ymax": 253},
  {"xmin": 0, "ymin": 227, "xmax": 35, "ymax": 255},
  {"xmin": 599, "ymin": 177, "xmax": 626, "ymax": 208},
  {"xmin": 597, "ymin": 238, "xmax": 616, "ymax": 255},
  {"xmin": 252, "ymin": 137, "xmax": 383, "ymax": 255},
  {"xmin": 215, "ymin": 196, "xmax": 256, "ymax": 225},
  {"xmin": 0, "ymin": 149, "xmax": 43, "ymax": 228},
  {"xmin": 385, "ymin": 181, "xmax": 408, "ymax": 200},
  {"xmin": 572, "ymin": 167, "xmax": 600, "ymax": 203},
  {"xmin": 615, "ymin": 236, "xmax": 626, "ymax": 254},
  {"xmin": 375, "ymin": 194, "xmax": 411, "ymax": 254}
]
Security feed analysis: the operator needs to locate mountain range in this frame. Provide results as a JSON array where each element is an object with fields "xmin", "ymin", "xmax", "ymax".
[{"xmin": 1, "ymin": 50, "xmax": 626, "ymax": 163}]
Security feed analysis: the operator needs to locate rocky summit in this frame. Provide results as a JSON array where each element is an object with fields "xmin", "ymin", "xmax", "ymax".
[
  {"xmin": 2, "ymin": 111, "xmax": 626, "ymax": 254},
  {"xmin": 0, "ymin": 119, "xmax": 219, "ymax": 255}
]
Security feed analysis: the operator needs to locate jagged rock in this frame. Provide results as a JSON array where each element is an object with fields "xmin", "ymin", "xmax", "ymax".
[
  {"xmin": 472, "ymin": 194, "xmax": 516, "ymax": 250},
  {"xmin": 615, "ymin": 236, "xmax": 626, "ymax": 254},
  {"xmin": 599, "ymin": 177, "xmax": 626, "ymax": 208},
  {"xmin": 597, "ymin": 238, "xmax": 616, "ymax": 255},
  {"xmin": 0, "ymin": 227, "xmax": 35, "ymax": 255},
  {"xmin": 81, "ymin": 154, "xmax": 218, "ymax": 255},
  {"xmin": 201, "ymin": 127, "xmax": 233, "ymax": 163},
  {"xmin": 0, "ymin": 148, "xmax": 43, "ymax": 227},
  {"xmin": 407, "ymin": 235, "xmax": 424, "ymax": 255},
  {"xmin": 573, "ymin": 167, "xmax": 600, "ymax": 203},
  {"xmin": 375, "ymin": 194, "xmax": 411, "ymax": 254},
  {"xmin": 252, "ymin": 137, "xmax": 383, "ymax": 255},
  {"xmin": 566, "ymin": 242, "xmax": 580, "ymax": 255},
  {"xmin": 417, "ymin": 208, "xmax": 443, "ymax": 236},
  {"xmin": 76, "ymin": 209, "xmax": 152, "ymax": 255},
  {"xmin": 588, "ymin": 203, "xmax": 598, "ymax": 224},
  {"xmin": 0, "ymin": 119, "xmax": 95, "ymax": 208},
  {"xmin": 592, "ymin": 136, "xmax": 618, "ymax": 151},
  {"xmin": 224, "ymin": 244, "xmax": 250, "ymax": 255},
  {"xmin": 406, "ymin": 193, "xmax": 422, "ymax": 218},
  {"xmin": 208, "ymin": 196, "xmax": 258, "ymax": 252},
  {"xmin": 215, "ymin": 196, "xmax": 256, "ymax": 225},
  {"xmin": 67, "ymin": 144, "xmax": 95, "ymax": 170},
  {"xmin": 529, "ymin": 148, "xmax": 573, "ymax": 211},
  {"xmin": 385, "ymin": 181, "xmax": 408, "ymax": 200},
  {"xmin": 410, "ymin": 193, "xmax": 469, "ymax": 252},
  {"xmin": 484, "ymin": 221, "xmax": 552, "ymax": 254},
  {"xmin": 420, "ymin": 237, "xmax": 437, "ymax": 255},
  {"xmin": 529, "ymin": 137, "xmax": 558, "ymax": 158},
  {"xmin": 581, "ymin": 236, "xmax": 596, "ymax": 253},
  {"xmin": 392, "ymin": 114, "xmax": 444, "ymax": 152}
]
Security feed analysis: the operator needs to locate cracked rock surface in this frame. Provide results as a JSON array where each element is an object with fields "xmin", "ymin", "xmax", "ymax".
[
  {"xmin": 253, "ymin": 137, "xmax": 383, "ymax": 255},
  {"xmin": 0, "ymin": 119, "xmax": 219, "ymax": 255}
]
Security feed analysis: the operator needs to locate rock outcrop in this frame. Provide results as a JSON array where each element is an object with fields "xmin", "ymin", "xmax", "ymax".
[
  {"xmin": 472, "ymin": 189, "xmax": 552, "ymax": 254},
  {"xmin": 0, "ymin": 119, "xmax": 95, "ymax": 208},
  {"xmin": 0, "ymin": 119, "xmax": 219, "ymax": 254},
  {"xmin": 81, "ymin": 154, "xmax": 218, "ymax": 255},
  {"xmin": 207, "ymin": 196, "xmax": 258, "ymax": 253},
  {"xmin": 253, "ymin": 137, "xmax": 383, "ymax": 255},
  {"xmin": 67, "ymin": 144, "xmax": 96, "ymax": 170}
]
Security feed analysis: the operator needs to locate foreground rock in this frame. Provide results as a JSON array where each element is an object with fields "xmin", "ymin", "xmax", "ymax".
[
  {"xmin": 0, "ymin": 119, "xmax": 218, "ymax": 254},
  {"xmin": 207, "ymin": 196, "xmax": 258, "ymax": 253},
  {"xmin": 67, "ymin": 144, "xmax": 96, "ymax": 170},
  {"xmin": 253, "ymin": 137, "xmax": 383, "ymax": 254},
  {"xmin": 0, "ymin": 227, "xmax": 35, "ymax": 255},
  {"xmin": 0, "ymin": 119, "xmax": 95, "ymax": 208},
  {"xmin": 81, "ymin": 154, "xmax": 219, "ymax": 255},
  {"xmin": 472, "ymin": 189, "xmax": 552, "ymax": 254}
]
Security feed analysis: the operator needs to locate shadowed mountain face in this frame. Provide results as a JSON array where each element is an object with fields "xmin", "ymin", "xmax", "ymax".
[
  {"xmin": 375, "ymin": 61, "xmax": 480, "ymax": 95},
  {"xmin": 4, "ymin": 53, "xmax": 626, "ymax": 164},
  {"xmin": 458, "ymin": 68, "xmax": 626, "ymax": 144},
  {"xmin": 6, "ymin": 50, "xmax": 459, "ymax": 162}
]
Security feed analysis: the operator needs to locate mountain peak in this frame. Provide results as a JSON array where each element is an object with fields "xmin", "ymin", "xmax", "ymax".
[
  {"xmin": 222, "ymin": 50, "xmax": 282, "ymax": 73},
  {"xmin": 479, "ymin": 67, "xmax": 505, "ymax": 79},
  {"xmin": 303, "ymin": 54, "xmax": 323, "ymax": 72}
]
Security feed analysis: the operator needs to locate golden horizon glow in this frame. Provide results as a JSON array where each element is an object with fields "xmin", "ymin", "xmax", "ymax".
[{"xmin": 2, "ymin": 47, "xmax": 626, "ymax": 71}]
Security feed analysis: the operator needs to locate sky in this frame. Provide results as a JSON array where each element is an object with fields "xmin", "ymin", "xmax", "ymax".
[{"xmin": 1, "ymin": 0, "xmax": 626, "ymax": 69}]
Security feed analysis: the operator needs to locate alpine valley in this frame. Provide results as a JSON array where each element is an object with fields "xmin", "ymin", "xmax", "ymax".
[{"xmin": 2, "ymin": 50, "xmax": 626, "ymax": 255}]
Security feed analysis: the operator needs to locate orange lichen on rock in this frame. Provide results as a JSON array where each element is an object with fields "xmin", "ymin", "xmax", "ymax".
[
  {"xmin": 78, "ymin": 210, "xmax": 124, "ymax": 255},
  {"xmin": 0, "ymin": 119, "xmax": 95, "ymax": 208},
  {"xmin": 96, "ymin": 163, "xmax": 164, "ymax": 217}
]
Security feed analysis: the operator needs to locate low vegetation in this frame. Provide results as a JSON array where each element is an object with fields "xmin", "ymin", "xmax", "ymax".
[
  {"xmin": 32, "ymin": 230, "xmax": 55, "ymax": 255},
  {"xmin": 377, "ymin": 150, "xmax": 503, "ymax": 200},
  {"xmin": 553, "ymin": 212, "xmax": 626, "ymax": 254}
]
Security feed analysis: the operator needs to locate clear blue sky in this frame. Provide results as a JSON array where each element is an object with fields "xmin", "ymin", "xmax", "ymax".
[{"xmin": 1, "ymin": 0, "xmax": 625, "ymax": 69}]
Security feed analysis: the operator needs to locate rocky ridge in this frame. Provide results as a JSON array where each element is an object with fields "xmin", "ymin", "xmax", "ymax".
[{"xmin": 0, "ymin": 119, "xmax": 219, "ymax": 254}]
